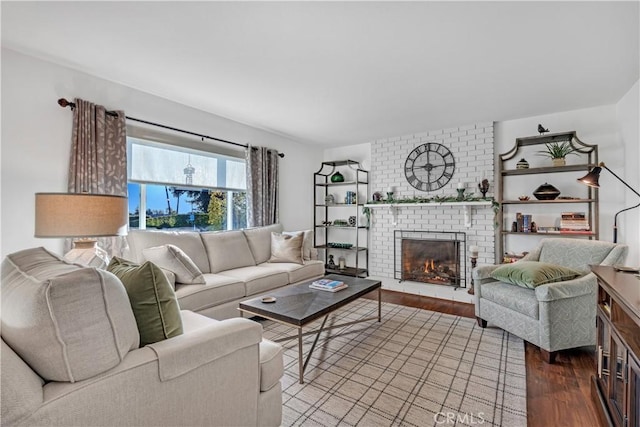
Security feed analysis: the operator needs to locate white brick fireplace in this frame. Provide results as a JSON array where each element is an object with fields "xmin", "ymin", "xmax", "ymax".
[{"xmin": 367, "ymin": 122, "xmax": 495, "ymax": 302}]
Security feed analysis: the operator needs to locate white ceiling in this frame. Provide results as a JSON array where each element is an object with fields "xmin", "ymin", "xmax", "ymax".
[{"xmin": 2, "ymin": 1, "xmax": 638, "ymax": 146}]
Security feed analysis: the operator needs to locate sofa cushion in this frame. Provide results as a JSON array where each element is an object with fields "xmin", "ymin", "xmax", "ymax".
[
  {"xmin": 1, "ymin": 247, "xmax": 139, "ymax": 382},
  {"xmin": 180, "ymin": 310, "xmax": 220, "ymax": 333},
  {"xmin": 243, "ymin": 224, "xmax": 284, "ymax": 264},
  {"xmin": 127, "ymin": 229, "xmax": 211, "ymax": 273},
  {"xmin": 481, "ymin": 281, "xmax": 539, "ymax": 319},
  {"xmin": 175, "ymin": 274, "xmax": 246, "ymax": 312},
  {"xmin": 258, "ymin": 260, "xmax": 325, "ymax": 284},
  {"xmin": 269, "ymin": 232, "xmax": 304, "ymax": 264},
  {"xmin": 108, "ymin": 257, "xmax": 184, "ymax": 347},
  {"xmin": 220, "ymin": 266, "xmax": 289, "ymax": 296},
  {"xmin": 143, "ymin": 244, "xmax": 206, "ymax": 285},
  {"xmin": 259, "ymin": 339, "xmax": 284, "ymax": 392},
  {"xmin": 490, "ymin": 261, "xmax": 581, "ymax": 289},
  {"xmin": 284, "ymin": 230, "xmax": 313, "ymax": 261},
  {"xmin": 202, "ymin": 230, "xmax": 257, "ymax": 273}
]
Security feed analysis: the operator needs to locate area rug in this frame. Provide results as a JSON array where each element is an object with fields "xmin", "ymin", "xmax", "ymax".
[{"xmin": 260, "ymin": 299, "xmax": 526, "ymax": 427}]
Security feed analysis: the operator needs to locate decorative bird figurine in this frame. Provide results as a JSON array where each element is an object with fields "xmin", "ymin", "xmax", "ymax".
[{"xmin": 538, "ymin": 124, "xmax": 549, "ymax": 135}]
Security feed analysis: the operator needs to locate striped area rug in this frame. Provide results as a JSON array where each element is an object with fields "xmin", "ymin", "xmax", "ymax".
[{"xmin": 260, "ymin": 299, "xmax": 526, "ymax": 427}]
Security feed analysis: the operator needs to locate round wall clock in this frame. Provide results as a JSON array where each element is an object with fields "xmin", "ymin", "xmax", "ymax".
[{"xmin": 404, "ymin": 143, "xmax": 455, "ymax": 191}]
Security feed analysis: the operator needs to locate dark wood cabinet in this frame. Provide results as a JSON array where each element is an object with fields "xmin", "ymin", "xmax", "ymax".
[{"xmin": 592, "ymin": 265, "xmax": 640, "ymax": 427}]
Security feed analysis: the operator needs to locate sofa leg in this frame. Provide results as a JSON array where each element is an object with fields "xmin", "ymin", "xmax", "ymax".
[
  {"xmin": 476, "ymin": 317, "xmax": 487, "ymax": 328},
  {"xmin": 540, "ymin": 349, "xmax": 557, "ymax": 364}
]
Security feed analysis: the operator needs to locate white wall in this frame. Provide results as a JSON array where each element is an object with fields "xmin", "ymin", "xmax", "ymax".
[
  {"xmin": 1, "ymin": 48, "xmax": 322, "ymax": 258},
  {"xmin": 616, "ymin": 80, "xmax": 640, "ymax": 265},
  {"xmin": 494, "ymin": 105, "xmax": 626, "ymax": 255}
]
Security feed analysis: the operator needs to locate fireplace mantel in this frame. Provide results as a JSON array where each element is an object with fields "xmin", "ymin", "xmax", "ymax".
[{"xmin": 364, "ymin": 201, "xmax": 493, "ymax": 227}]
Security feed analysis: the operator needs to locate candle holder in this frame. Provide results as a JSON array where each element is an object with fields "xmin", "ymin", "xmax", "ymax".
[
  {"xmin": 386, "ymin": 192, "xmax": 394, "ymax": 202},
  {"xmin": 456, "ymin": 188, "xmax": 465, "ymax": 201},
  {"xmin": 478, "ymin": 179, "xmax": 490, "ymax": 199},
  {"xmin": 468, "ymin": 245, "xmax": 479, "ymax": 295}
]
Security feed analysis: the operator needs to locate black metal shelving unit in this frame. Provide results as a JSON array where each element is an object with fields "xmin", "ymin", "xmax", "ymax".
[{"xmin": 314, "ymin": 160, "xmax": 369, "ymax": 278}]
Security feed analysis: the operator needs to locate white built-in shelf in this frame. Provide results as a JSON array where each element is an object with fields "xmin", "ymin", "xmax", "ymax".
[{"xmin": 364, "ymin": 201, "xmax": 493, "ymax": 227}]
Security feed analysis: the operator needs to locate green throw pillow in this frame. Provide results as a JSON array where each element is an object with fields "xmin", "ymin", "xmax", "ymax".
[
  {"xmin": 107, "ymin": 257, "xmax": 183, "ymax": 346},
  {"xmin": 490, "ymin": 261, "xmax": 582, "ymax": 289}
]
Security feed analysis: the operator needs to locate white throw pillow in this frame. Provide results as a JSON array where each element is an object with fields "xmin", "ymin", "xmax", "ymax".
[
  {"xmin": 284, "ymin": 230, "xmax": 313, "ymax": 261},
  {"xmin": 143, "ymin": 244, "xmax": 205, "ymax": 285},
  {"xmin": 269, "ymin": 232, "xmax": 304, "ymax": 264}
]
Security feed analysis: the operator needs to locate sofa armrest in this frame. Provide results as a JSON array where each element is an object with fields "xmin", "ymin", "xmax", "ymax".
[
  {"xmin": 534, "ymin": 273, "xmax": 596, "ymax": 302},
  {"xmin": 37, "ymin": 318, "xmax": 265, "ymax": 426},
  {"xmin": 148, "ymin": 317, "xmax": 262, "ymax": 381}
]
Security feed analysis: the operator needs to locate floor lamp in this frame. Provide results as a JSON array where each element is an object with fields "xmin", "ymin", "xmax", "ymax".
[
  {"xmin": 35, "ymin": 193, "xmax": 128, "ymax": 268},
  {"xmin": 577, "ymin": 162, "xmax": 640, "ymax": 243}
]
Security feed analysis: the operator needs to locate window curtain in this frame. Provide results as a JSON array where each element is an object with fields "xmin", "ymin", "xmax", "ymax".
[
  {"xmin": 246, "ymin": 146, "xmax": 279, "ymax": 227},
  {"xmin": 67, "ymin": 98, "xmax": 127, "ymax": 256}
]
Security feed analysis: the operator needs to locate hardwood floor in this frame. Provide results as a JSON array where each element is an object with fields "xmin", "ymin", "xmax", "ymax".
[{"xmin": 363, "ymin": 289, "xmax": 602, "ymax": 427}]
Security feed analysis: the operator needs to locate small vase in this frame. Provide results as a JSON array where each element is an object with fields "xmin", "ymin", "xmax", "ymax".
[
  {"xmin": 516, "ymin": 158, "xmax": 529, "ymax": 169},
  {"xmin": 330, "ymin": 171, "xmax": 344, "ymax": 183},
  {"xmin": 552, "ymin": 158, "xmax": 566, "ymax": 166}
]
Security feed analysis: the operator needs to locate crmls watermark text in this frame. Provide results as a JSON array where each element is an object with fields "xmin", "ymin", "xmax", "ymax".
[{"xmin": 434, "ymin": 411, "xmax": 486, "ymax": 425}]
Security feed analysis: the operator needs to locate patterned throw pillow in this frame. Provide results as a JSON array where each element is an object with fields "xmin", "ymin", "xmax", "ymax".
[
  {"xmin": 490, "ymin": 261, "xmax": 582, "ymax": 289},
  {"xmin": 108, "ymin": 257, "xmax": 183, "ymax": 346}
]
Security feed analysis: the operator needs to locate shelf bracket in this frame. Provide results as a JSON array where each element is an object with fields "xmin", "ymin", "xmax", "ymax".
[
  {"xmin": 464, "ymin": 205, "xmax": 472, "ymax": 228},
  {"xmin": 389, "ymin": 205, "xmax": 398, "ymax": 226}
]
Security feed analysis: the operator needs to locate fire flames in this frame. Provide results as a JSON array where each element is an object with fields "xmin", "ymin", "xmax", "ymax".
[{"xmin": 424, "ymin": 259, "xmax": 436, "ymax": 272}]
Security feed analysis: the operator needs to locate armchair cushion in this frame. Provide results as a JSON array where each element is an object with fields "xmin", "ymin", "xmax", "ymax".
[
  {"xmin": 1, "ymin": 247, "xmax": 139, "ymax": 382},
  {"xmin": 108, "ymin": 257, "xmax": 183, "ymax": 347},
  {"xmin": 481, "ymin": 281, "xmax": 539, "ymax": 319},
  {"xmin": 490, "ymin": 261, "xmax": 581, "ymax": 289},
  {"xmin": 143, "ymin": 244, "xmax": 205, "ymax": 285}
]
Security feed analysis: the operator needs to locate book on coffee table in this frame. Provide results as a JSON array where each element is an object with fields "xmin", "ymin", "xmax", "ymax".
[
  {"xmin": 309, "ymin": 279, "xmax": 348, "ymax": 292},
  {"xmin": 310, "ymin": 283, "xmax": 348, "ymax": 292}
]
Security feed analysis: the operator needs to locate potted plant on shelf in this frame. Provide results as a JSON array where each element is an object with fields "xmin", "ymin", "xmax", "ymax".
[{"xmin": 537, "ymin": 141, "xmax": 577, "ymax": 166}]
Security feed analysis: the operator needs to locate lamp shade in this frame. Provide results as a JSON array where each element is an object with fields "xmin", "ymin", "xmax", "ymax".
[
  {"xmin": 35, "ymin": 193, "xmax": 128, "ymax": 238},
  {"xmin": 577, "ymin": 167, "xmax": 602, "ymax": 188}
]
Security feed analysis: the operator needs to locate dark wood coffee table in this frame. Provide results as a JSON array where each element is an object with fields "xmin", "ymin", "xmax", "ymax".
[{"xmin": 239, "ymin": 274, "xmax": 382, "ymax": 383}]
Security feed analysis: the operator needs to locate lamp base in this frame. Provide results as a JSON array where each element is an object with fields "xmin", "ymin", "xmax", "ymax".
[{"xmin": 64, "ymin": 239, "xmax": 109, "ymax": 269}]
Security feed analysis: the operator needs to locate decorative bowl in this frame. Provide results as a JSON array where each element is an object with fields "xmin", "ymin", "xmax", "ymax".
[
  {"xmin": 533, "ymin": 182, "xmax": 560, "ymax": 200},
  {"xmin": 518, "ymin": 195, "xmax": 530, "ymax": 201}
]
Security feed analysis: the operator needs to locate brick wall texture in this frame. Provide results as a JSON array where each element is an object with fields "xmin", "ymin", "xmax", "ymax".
[{"xmin": 368, "ymin": 122, "xmax": 495, "ymax": 285}]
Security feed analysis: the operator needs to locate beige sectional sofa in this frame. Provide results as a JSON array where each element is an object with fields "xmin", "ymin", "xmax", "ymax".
[
  {"xmin": 125, "ymin": 223, "xmax": 325, "ymax": 319},
  {"xmin": 1, "ymin": 247, "xmax": 284, "ymax": 426}
]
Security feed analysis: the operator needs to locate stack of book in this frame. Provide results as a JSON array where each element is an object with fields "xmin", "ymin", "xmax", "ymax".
[
  {"xmin": 560, "ymin": 212, "xmax": 590, "ymax": 232},
  {"xmin": 309, "ymin": 279, "xmax": 348, "ymax": 292},
  {"xmin": 515, "ymin": 213, "xmax": 533, "ymax": 232}
]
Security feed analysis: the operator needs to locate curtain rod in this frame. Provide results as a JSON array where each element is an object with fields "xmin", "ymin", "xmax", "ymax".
[{"xmin": 57, "ymin": 98, "xmax": 285, "ymax": 158}]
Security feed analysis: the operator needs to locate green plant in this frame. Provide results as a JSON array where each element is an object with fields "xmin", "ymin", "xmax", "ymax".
[
  {"xmin": 537, "ymin": 141, "xmax": 578, "ymax": 159},
  {"xmin": 362, "ymin": 206, "xmax": 371, "ymax": 224}
]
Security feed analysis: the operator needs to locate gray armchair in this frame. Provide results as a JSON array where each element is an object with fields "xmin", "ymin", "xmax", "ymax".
[{"xmin": 474, "ymin": 238, "xmax": 627, "ymax": 363}]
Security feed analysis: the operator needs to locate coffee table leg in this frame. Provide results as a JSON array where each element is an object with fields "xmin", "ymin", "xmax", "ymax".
[
  {"xmin": 378, "ymin": 287, "xmax": 382, "ymax": 322},
  {"xmin": 298, "ymin": 327, "xmax": 304, "ymax": 384}
]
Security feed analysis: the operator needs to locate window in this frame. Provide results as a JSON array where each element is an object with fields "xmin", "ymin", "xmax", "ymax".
[{"xmin": 127, "ymin": 137, "xmax": 247, "ymax": 231}]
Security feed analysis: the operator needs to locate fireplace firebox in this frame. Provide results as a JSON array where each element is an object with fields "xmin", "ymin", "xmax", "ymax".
[{"xmin": 394, "ymin": 230, "xmax": 466, "ymax": 289}]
